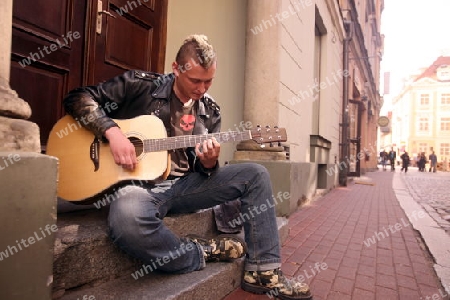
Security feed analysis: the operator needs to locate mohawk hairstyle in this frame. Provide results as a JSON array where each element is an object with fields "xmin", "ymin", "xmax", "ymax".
[{"xmin": 175, "ymin": 34, "xmax": 216, "ymax": 69}]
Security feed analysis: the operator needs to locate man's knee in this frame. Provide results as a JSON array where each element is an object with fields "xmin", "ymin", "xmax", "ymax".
[
  {"xmin": 108, "ymin": 185, "xmax": 159, "ymax": 238},
  {"xmin": 242, "ymin": 163, "xmax": 270, "ymax": 179}
]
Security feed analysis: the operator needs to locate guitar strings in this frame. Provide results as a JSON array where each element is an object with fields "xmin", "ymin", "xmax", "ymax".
[{"xmin": 128, "ymin": 131, "xmax": 257, "ymax": 152}]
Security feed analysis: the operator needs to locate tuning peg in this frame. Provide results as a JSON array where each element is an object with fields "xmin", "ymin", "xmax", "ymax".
[
  {"xmin": 265, "ymin": 125, "xmax": 271, "ymax": 132},
  {"xmin": 256, "ymin": 125, "xmax": 261, "ymax": 132}
]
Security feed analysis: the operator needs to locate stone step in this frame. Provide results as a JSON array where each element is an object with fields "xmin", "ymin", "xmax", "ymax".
[
  {"xmin": 52, "ymin": 201, "xmax": 289, "ymax": 299},
  {"xmin": 52, "ymin": 205, "xmax": 221, "ymax": 298},
  {"xmin": 59, "ymin": 259, "xmax": 244, "ymax": 300}
]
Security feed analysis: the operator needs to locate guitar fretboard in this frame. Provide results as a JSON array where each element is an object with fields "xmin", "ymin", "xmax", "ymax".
[{"xmin": 143, "ymin": 130, "xmax": 252, "ymax": 152}]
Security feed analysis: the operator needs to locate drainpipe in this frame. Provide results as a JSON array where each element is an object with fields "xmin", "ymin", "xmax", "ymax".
[{"xmin": 339, "ymin": 19, "xmax": 353, "ymax": 186}]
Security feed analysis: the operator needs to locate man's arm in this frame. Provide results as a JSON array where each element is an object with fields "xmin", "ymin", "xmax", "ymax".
[
  {"xmin": 63, "ymin": 70, "xmax": 149, "ymax": 169},
  {"xmin": 64, "ymin": 70, "xmax": 146, "ymax": 139}
]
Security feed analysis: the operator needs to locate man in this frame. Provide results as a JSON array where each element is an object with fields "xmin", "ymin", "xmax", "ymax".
[
  {"xmin": 418, "ymin": 152, "xmax": 426, "ymax": 172},
  {"xmin": 400, "ymin": 151, "xmax": 410, "ymax": 173},
  {"xmin": 388, "ymin": 149, "xmax": 396, "ymax": 171},
  {"xmin": 63, "ymin": 34, "xmax": 312, "ymax": 299},
  {"xmin": 379, "ymin": 149, "xmax": 388, "ymax": 170},
  {"xmin": 429, "ymin": 151, "xmax": 438, "ymax": 173}
]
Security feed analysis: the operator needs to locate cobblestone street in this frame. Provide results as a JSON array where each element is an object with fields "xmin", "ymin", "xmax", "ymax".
[{"xmin": 396, "ymin": 168, "xmax": 450, "ymax": 235}]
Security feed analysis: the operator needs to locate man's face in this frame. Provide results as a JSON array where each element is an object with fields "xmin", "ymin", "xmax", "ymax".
[{"xmin": 172, "ymin": 58, "xmax": 216, "ymax": 102}]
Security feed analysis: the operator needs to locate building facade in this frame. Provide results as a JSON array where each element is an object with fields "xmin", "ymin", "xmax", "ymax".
[
  {"xmin": 339, "ymin": 0, "xmax": 384, "ymax": 177},
  {"xmin": 390, "ymin": 56, "xmax": 450, "ymax": 164}
]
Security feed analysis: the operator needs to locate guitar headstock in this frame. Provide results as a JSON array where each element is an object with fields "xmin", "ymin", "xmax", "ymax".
[{"xmin": 250, "ymin": 126, "xmax": 287, "ymax": 146}]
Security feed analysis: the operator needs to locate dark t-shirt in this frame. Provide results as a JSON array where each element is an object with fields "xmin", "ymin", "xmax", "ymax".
[{"xmin": 169, "ymin": 94, "xmax": 196, "ymax": 177}]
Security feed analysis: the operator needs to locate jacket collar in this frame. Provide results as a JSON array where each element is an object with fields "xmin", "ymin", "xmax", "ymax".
[
  {"xmin": 151, "ymin": 73, "xmax": 175, "ymax": 99},
  {"xmin": 151, "ymin": 73, "xmax": 209, "ymax": 116}
]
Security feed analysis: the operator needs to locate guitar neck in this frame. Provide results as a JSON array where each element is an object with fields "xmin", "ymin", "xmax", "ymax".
[{"xmin": 143, "ymin": 130, "xmax": 252, "ymax": 152}]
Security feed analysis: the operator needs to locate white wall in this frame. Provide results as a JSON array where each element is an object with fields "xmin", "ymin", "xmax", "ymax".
[
  {"xmin": 165, "ymin": 0, "xmax": 248, "ymax": 163},
  {"xmin": 279, "ymin": 0, "xmax": 342, "ymax": 164}
]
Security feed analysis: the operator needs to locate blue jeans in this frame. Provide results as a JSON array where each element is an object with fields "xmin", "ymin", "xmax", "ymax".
[{"xmin": 108, "ymin": 163, "xmax": 281, "ymax": 274}]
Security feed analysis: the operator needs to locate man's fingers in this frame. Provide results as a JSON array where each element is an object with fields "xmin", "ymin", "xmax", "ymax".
[
  {"xmin": 114, "ymin": 150, "xmax": 137, "ymax": 170},
  {"xmin": 212, "ymin": 138, "xmax": 220, "ymax": 148},
  {"xmin": 195, "ymin": 138, "xmax": 220, "ymax": 158},
  {"xmin": 205, "ymin": 138, "xmax": 218, "ymax": 150},
  {"xmin": 203, "ymin": 140, "xmax": 210, "ymax": 153}
]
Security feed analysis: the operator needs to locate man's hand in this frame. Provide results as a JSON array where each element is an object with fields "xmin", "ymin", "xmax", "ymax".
[
  {"xmin": 195, "ymin": 137, "xmax": 220, "ymax": 169},
  {"xmin": 104, "ymin": 127, "xmax": 137, "ymax": 170}
]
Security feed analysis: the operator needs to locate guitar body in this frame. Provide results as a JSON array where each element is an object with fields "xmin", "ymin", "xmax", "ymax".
[{"xmin": 47, "ymin": 115, "xmax": 170, "ymax": 203}]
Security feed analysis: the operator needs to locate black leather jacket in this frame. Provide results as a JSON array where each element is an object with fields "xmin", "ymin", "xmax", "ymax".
[{"xmin": 63, "ymin": 70, "xmax": 221, "ymax": 174}]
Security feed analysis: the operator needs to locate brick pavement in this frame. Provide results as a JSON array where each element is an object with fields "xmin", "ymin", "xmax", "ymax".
[{"xmin": 223, "ymin": 171, "xmax": 448, "ymax": 300}]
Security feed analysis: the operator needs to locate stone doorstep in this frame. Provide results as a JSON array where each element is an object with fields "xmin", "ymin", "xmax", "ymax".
[
  {"xmin": 52, "ymin": 206, "xmax": 289, "ymax": 299},
  {"xmin": 52, "ymin": 207, "xmax": 220, "ymax": 298},
  {"xmin": 59, "ymin": 259, "xmax": 244, "ymax": 300}
]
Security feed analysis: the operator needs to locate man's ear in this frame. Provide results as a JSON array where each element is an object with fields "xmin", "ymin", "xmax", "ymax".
[{"xmin": 172, "ymin": 62, "xmax": 180, "ymax": 76}]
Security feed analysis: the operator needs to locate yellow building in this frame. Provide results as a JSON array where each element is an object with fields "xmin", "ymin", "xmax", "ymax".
[{"xmin": 391, "ymin": 56, "xmax": 450, "ymax": 164}]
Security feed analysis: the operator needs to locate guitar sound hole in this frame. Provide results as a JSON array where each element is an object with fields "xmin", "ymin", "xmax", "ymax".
[{"xmin": 129, "ymin": 137, "xmax": 144, "ymax": 157}]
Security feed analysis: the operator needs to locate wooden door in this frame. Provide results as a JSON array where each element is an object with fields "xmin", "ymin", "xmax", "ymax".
[
  {"xmin": 10, "ymin": 0, "xmax": 86, "ymax": 148},
  {"xmin": 10, "ymin": 0, "xmax": 168, "ymax": 149},
  {"xmin": 85, "ymin": 0, "xmax": 167, "ymax": 85},
  {"xmin": 348, "ymin": 100, "xmax": 362, "ymax": 177}
]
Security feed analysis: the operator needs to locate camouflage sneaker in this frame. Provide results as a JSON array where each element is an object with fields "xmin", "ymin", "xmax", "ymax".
[
  {"xmin": 186, "ymin": 234, "xmax": 247, "ymax": 262},
  {"xmin": 242, "ymin": 268, "xmax": 312, "ymax": 300}
]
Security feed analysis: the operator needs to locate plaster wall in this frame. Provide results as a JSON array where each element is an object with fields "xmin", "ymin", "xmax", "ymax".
[{"xmin": 165, "ymin": 0, "xmax": 248, "ymax": 164}]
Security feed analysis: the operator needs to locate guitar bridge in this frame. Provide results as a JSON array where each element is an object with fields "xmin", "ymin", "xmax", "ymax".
[{"xmin": 90, "ymin": 138, "xmax": 100, "ymax": 172}]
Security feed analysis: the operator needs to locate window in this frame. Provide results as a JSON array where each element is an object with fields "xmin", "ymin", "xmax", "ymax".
[
  {"xmin": 420, "ymin": 94, "xmax": 429, "ymax": 105},
  {"xmin": 313, "ymin": 9, "xmax": 326, "ymax": 136},
  {"xmin": 441, "ymin": 118, "xmax": 450, "ymax": 131},
  {"xmin": 441, "ymin": 143, "xmax": 450, "ymax": 156},
  {"xmin": 419, "ymin": 118, "xmax": 429, "ymax": 131},
  {"xmin": 441, "ymin": 94, "xmax": 450, "ymax": 105},
  {"xmin": 418, "ymin": 143, "xmax": 428, "ymax": 153},
  {"xmin": 437, "ymin": 65, "xmax": 450, "ymax": 81}
]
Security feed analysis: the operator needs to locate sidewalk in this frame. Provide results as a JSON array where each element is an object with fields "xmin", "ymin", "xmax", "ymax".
[{"xmin": 223, "ymin": 170, "xmax": 449, "ymax": 300}]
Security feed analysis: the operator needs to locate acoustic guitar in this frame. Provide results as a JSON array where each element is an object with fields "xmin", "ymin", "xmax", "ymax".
[{"xmin": 47, "ymin": 115, "xmax": 287, "ymax": 204}]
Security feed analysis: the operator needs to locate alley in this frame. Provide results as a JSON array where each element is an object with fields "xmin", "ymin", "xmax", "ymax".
[{"xmin": 224, "ymin": 169, "xmax": 450, "ymax": 300}]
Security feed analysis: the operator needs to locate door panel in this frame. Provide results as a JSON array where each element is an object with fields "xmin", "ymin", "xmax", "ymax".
[
  {"xmin": 348, "ymin": 100, "xmax": 362, "ymax": 176},
  {"xmin": 87, "ymin": 0, "xmax": 167, "ymax": 84},
  {"xmin": 10, "ymin": 0, "xmax": 85, "ymax": 148},
  {"xmin": 106, "ymin": 16, "xmax": 152, "ymax": 70},
  {"xmin": 9, "ymin": 65, "xmax": 65, "ymax": 146},
  {"xmin": 12, "ymin": 0, "xmax": 70, "ymax": 40}
]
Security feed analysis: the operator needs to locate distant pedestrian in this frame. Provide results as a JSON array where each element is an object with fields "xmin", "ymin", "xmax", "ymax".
[
  {"xmin": 429, "ymin": 151, "xmax": 438, "ymax": 173},
  {"xmin": 418, "ymin": 152, "xmax": 427, "ymax": 172},
  {"xmin": 388, "ymin": 149, "xmax": 396, "ymax": 171},
  {"xmin": 401, "ymin": 151, "xmax": 410, "ymax": 173},
  {"xmin": 379, "ymin": 149, "xmax": 388, "ymax": 170}
]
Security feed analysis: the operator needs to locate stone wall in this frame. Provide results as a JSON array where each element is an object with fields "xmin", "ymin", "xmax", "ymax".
[{"xmin": 0, "ymin": 1, "xmax": 57, "ymax": 300}]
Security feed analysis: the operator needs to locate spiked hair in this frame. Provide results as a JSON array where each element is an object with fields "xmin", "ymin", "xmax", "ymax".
[{"xmin": 175, "ymin": 34, "xmax": 216, "ymax": 69}]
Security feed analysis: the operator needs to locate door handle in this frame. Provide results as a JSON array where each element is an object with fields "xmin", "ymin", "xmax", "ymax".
[
  {"xmin": 96, "ymin": 0, "xmax": 116, "ymax": 35},
  {"xmin": 99, "ymin": 10, "xmax": 116, "ymax": 18}
]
